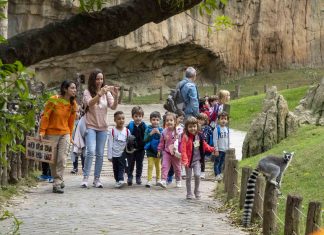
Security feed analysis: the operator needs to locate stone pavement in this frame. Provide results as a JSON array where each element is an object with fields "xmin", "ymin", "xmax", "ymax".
[{"xmin": 1, "ymin": 104, "xmax": 247, "ymax": 235}]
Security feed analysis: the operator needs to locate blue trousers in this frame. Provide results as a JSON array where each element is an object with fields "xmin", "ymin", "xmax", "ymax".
[{"xmin": 214, "ymin": 151, "xmax": 225, "ymax": 176}]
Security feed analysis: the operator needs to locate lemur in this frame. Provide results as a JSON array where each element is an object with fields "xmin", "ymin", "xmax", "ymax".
[{"xmin": 242, "ymin": 151, "xmax": 294, "ymax": 227}]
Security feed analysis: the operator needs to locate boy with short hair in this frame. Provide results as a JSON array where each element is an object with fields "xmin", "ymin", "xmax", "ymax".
[
  {"xmin": 108, "ymin": 111, "xmax": 131, "ymax": 188},
  {"xmin": 213, "ymin": 111, "xmax": 230, "ymax": 181},
  {"xmin": 126, "ymin": 106, "xmax": 147, "ymax": 185},
  {"xmin": 144, "ymin": 111, "xmax": 163, "ymax": 187}
]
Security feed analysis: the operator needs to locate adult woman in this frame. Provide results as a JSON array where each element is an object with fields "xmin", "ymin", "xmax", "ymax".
[
  {"xmin": 39, "ymin": 80, "xmax": 77, "ymax": 194},
  {"xmin": 81, "ymin": 69, "xmax": 118, "ymax": 188}
]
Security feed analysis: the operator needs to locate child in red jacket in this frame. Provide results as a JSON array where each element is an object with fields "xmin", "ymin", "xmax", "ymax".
[{"xmin": 181, "ymin": 117, "xmax": 215, "ymax": 199}]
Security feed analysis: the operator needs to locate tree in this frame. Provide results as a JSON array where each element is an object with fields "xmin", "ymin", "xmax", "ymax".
[{"xmin": 0, "ymin": 0, "xmax": 204, "ymax": 67}]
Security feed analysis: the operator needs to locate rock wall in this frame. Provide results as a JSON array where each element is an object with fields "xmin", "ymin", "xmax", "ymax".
[
  {"xmin": 242, "ymin": 86, "xmax": 298, "ymax": 159},
  {"xmin": 7, "ymin": 0, "xmax": 324, "ymax": 93},
  {"xmin": 294, "ymin": 79, "xmax": 324, "ymax": 125}
]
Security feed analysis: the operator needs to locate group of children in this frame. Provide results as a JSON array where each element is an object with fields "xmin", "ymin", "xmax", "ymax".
[{"xmin": 107, "ymin": 89, "xmax": 230, "ymax": 200}]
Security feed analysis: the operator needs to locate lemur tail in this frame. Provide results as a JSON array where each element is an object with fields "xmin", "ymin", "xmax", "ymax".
[{"xmin": 242, "ymin": 168, "xmax": 260, "ymax": 227}]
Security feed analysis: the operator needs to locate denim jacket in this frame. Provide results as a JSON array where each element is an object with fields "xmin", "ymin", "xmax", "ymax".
[{"xmin": 180, "ymin": 78, "xmax": 199, "ymax": 117}]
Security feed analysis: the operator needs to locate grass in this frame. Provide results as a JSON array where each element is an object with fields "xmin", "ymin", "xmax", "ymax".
[
  {"xmin": 229, "ymin": 86, "xmax": 309, "ymax": 131},
  {"xmin": 239, "ymin": 125, "xmax": 324, "ymax": 234},
  {"xmin": 0, "ymin": 171, "xmax": 39, "ymax": 207}
]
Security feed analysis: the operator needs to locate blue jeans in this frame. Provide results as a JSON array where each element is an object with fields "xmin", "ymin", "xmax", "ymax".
[
  {"xmin": 83, "ymin": 129, "xmax": 108, "ymax": 178},
  {"xmin": 214, "ymin": 151, "xmax": 225, "ymax": 176}
]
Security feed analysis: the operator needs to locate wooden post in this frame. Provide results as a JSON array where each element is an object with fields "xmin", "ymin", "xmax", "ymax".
[
  {"xmin": 305, "ymin": 201, "xmax": 322, "ymax": 235},
  {"xmin": 284, "ymin": 194, "xmax": 303, "ymax": 235},
  {"xmin": 223, "ymin": 148, "xmax": 235, "ymax": 192},
  {"xmin": 287, "ymin": 84, "xmax": 290, "ymax": 89},
  {"xmin": 118, "ymin": 86, "xmax": 124, "ymax": 104},
  {"xmin": 227, "ymin": 159, "xmax": 239, "ymax": 200},
  {"xmin": 240, "ymin": 167, "xmax": 253, "ymax": 209},
  {"xmin": 128, "ymin": 87, "xmax": 133, "ymax": 103},
  {"xmin": 263, "ymin": 182, "xmax": 279, "ymax": 235},
  {"xmin": 214, "ymin": 84, "xmax": 219, "ymax": 95},
  {"xmin": 264, "ymin": 84, "xmax": 268, "ymax": 93},
  {"xmin": 21, "ymin": 152, "xmax": 28, "ymax": 178},
  {"xmin": 159, "ymin": 86, "xmax": 163, "ymax": 101},
  {"xmin": 252, "ymin": 176, "xmax": 266, "ymax": 222},
  {"xmin": 235, "ymin": 85, "xmax": 241, "ymax": 98}
]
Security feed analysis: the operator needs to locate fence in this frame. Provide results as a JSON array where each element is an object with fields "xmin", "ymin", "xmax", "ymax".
[
  {"xmin": 118, "ymin": 86, "xmax": 163, "ymax": 104},
  {"xmin": 222, "ymin": 148, "xmax": 322, "ymax": 235}
]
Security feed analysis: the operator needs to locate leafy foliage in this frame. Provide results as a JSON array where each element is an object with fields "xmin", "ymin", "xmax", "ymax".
[
  {"xmin": 75, "ymin": 0, "xmax": 110, "ymax": 12},
  {"xmin": 0, "ymin": 210, "xmax": 23, "ymax": 234}
]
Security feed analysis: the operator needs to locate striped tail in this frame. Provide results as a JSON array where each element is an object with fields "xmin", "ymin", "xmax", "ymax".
[{"xmin": 242, "ymin": 169, "xmax": 260, "ymax": 227}]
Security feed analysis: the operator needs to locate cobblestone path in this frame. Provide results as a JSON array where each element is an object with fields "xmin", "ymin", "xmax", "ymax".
[{"xmin": 1, "ymin": 105, "xmax": 247, "ymax": 235}]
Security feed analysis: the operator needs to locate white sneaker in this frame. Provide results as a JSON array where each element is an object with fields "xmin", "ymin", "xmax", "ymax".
[
  {"xmin": 93, "ymin": 178, "xmax": 103, "ymax": 188},
  {"xmin": 176, "ymin": 181, "xmax": 182, "ymax": 188},
  {"xmin": 119, "ymin": 180, "xmax": 126, "ymax": 188},
  {"xmin": 115, "ymin": 182, "xmax": 121, "ymax": 188},
  {"xmin": 145, "ymin": 181, "xmax": 152, "ymax": 188},
  {"xmin": 157, "ymin": 180, "xmax": 167, "ymax": 188},
  {"xmin": 220, "ymin": 173, "xmax": 224, "ymax": 180},
  {"xmin": 156, "ymin": 180, "xmax": 161, "ymax": 186},
  {"xmin": 81, "ymin": 176, "xmax": 88, "ymax": 188},
  {"xmin": 215, "ymin": 175, "xmax": 222, "ymax": 182},
  {"xmin": 200, "ymin": 172, "xmax": 206, "ymax": 179}
]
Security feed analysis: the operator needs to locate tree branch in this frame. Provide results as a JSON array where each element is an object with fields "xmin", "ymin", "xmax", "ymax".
[{"xmin": 0, "ymin": 0, "xmax": 202, "ymax": 66}]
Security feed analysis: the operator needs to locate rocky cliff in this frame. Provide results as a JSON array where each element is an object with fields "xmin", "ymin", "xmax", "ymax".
[{"xmin": 7, "ymin": 0, "xmax": 324, "ymax": 93}]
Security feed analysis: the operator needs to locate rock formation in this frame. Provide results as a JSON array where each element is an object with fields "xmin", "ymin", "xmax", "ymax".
[
  {"xmin": 242, "ymin": 87, "xmax": 298, "ymax": 159},
  {"xmin": 294, "ymin": 79, "xmax": 324, "ymax": 126},
  {"xmin": 7, "ymin": 0, "xmax": 324, "ymax": 94}
]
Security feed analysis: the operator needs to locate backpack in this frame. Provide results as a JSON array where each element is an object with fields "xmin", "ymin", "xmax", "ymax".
[
  {"xmin": 164, "ymin": 80, "xmax": 188, "ymax": 112},
  {"xmin": 112, "ymin": 127, "xmax": 137, "ymax": 154}
]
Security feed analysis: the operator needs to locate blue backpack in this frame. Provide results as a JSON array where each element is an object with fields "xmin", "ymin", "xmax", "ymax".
[
  {"xmin": 144, "ymin": 126, "xmax": 163, "ymax": 154},
  {"xmin": 216, "ymin": 125, "xmax": 229, "ymax": 139}
]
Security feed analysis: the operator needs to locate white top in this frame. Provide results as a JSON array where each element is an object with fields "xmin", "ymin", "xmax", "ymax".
[{"xmin": 107, "ymin": 127, "xmax": 131, "ymax": 159}]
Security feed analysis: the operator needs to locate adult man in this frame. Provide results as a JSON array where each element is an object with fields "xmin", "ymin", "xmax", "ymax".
[{"xmin": 179, "ymin": 67, "xmax": 199, "ymax": 118}]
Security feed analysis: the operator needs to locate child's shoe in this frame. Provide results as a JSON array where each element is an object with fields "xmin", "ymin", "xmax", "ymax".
[
  {"xmin": 145, "ymin": 181, "xmax": 152, "ymax": 188},
  {"xmin": 70, "ymin": 169, "xmax": 78, "ymax": 174},
  {"xmin": 119, "ymin": 180, "xmax": 126, "ymax": 188},
  {"xmin": 215, "ymin": 175, "xmax": 222, "ymax": 182},
  {"xmin": 176, "ymin": 181, "xmax": 182, "ymax": 188},
  {"xmin": 200, "ymin": 172, "xmax": 206, "ymax": 179},
  {"xmin": 195, "ymin": 193, "xmax": 201, "ymax": 200},
  {"xmin": 127, "ymin": 177, "xmax": 133, "ymax": 186},
  {"xmin": 81, "ymin": 176, "xmax": 88, "ymax": 188},
  {"xmin": 38, "ymin": 175, "xmax": 48, "ymax": 181},
  {"xmin": 115, "ymin": 182, "xmax": 121, "ymax": 188},
  {"xmin": 157, "ymin": 180, "xmax": 167, "ymax": 189},
  {"xmin": 186, "ymin": 194, "xmax": 194, "ymax": 200},
  {"xmin": 136, "ymin": 177, "xmax": 142, "ymax": 185},
  {"xmin": 52, "ymin": 186, "xmax": 64, "ymax": 194}
]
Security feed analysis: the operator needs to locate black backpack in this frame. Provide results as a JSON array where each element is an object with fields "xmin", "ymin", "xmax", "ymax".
[{"xmin": 164, "ymin": 80, "xmax": 187, "ymax": 112}]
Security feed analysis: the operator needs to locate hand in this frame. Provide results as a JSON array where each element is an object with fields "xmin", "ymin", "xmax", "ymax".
[
  {"xmin": 70, "ymin": 139, "xmax": 75, "ymax": 145},
  {"xmin": 99, "ymin": 87, "xmax": 107, "ymax": 96},
  {"xmin": 39, "ymin": 134, "xmax": 43, "ymax": 142},
  {"xmin": 157, "ymin": 151, "xmax": 161, "ymax": 158},
  {"xmin": 214, "ymin": 150, "xmax": 219, "ymax": 156}
]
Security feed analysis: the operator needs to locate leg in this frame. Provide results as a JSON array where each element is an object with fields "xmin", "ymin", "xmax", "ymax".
[
  {"xmin": 112, "ymin": 158, "xmax": 119, "ymax": 182},
  {"xmin": 73, "ymin": 154, "xmax": 79, "ymax": 171},
  {"xmin": 218, "ymin": 151, "xmax": 226, "ymax": 175},
  {"xmin": 135, "ymin": 150, "xmax": 145, "ymax": 184},
  {"xmin": 167, "ymin": 165, "xmax": 174, "ymax": 184},
  {"xmin": 171, "ymin": 157, "xmax": 181, "ymax": 182},
  {"xmin": 147, "ymin": 157, "xmax": 154, "ymax": 182},
  {"xmin": 193, "ymin": 161, "xmax": 202, "ymax": 198},
  {"xmin": 127, "ymin": 153, "xmax": 135, "ymax": 183},
  {"xmin": 94, "ymin": 130, "xmax": 108, "ymax": 178},
  {"xmin": 214, "ymin": 155, "xmax": 221, "ymax": 176},
  {"xmin": 83, "ymin": 129, "xmax": 96, "ymax": 177},
  {"xmin": 154, "ymin": 157, "xmax": 161, "ymax": 182},
  {"xmin": 161, "ymin": 152, "xmax": 172, "ymax": 181},
  {"xmin": 118, "ymin": 153, "xmax": 127, "ymax": 182},
  {"xmin": 185, "ymin": 167, "xmax": 193, "ymax": 198},
  {"xmin": 80, "ymin": 150, "xmax": 85, "ymax": 172}
]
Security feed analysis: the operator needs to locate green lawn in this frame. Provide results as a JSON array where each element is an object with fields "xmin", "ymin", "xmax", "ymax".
[
  {"xmin": 230, "ymin": 86, "xmax": 309, "ymax": 131},
  {"xmin": 239, "ymin": 125, "xmax": 324, "ymax": 234}
]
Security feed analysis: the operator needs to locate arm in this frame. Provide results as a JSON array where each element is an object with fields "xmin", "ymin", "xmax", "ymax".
[
  {"xmin": 157, "ymin": 131, "xmax": 165, "ymax": 152},
  {"xmin": 68, "ymin": 102, "xmax": 77, "ymax": 141},
  {"xmin": 83, "ymin": 88, "xmax": 107, "ymax": 107},
  {"xmin": 188, "ymin": 85, "xmax": 199, "ymax": 116},
  {"xmin": 107, "ymin": 130, "xmax": 113, "ymax": 160},
  {"xmin": 203, "ymin": 140, "xmax": 214, "ymax": 154},
  {"xmin": 181, "ymin": 135, "xmax": 189, "ymax": 167},
  {"xmin": 213, "ymin": 128, "xmax": 219, "ymax": 156},
  {"xmin": 144, "ymin": 128, "xmax": 151, "ymax": 143},
  {"xmin": 107, "ymin": 91, "xmax": 118, "ymax": 110},
  {"xmin": 39, "ymin": 100, "xmax": 54, "ymax": 137}
]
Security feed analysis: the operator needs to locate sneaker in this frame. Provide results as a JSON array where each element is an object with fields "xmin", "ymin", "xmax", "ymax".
[
  {"xmin": 215, "ymin": 175, "xmax": 222, "ymax": 182},
  {"xmin": 195, "ymin": 194, "xmax": 201, "ymax": 200},
  {"xmin": 157, "ymin": 180, "xmax": 167, "ymax": 189},
  {"xmin": 38, "ymin": 175, "xmax": 48, "ymax": 181},
  {"xmin": 200, "ymin": 172, "xmax": 206, "ymax": 179},
  {"xmin": 81, "ymin": 176, "xmax": 88, "ymax": 188},
  {"xmin": 93, "ymin": 178, "xmax": 103, "ymax": 188},
  {"xmin": 52, "ymin": 187, "xmax": 64, "ymax": 194},
  {"xmin": 48, "ymin": 176, "xmax": 54, "ymax": 183},
  {"xmin": 70, "ymin": 169, "xmax": 78, "ymax": 174},
  {"xmin": 166, "ymin": 179, "xmax": 172, "ymax": 185},
  {"xmin": 186, "ymin": 194, "xmax": 194, "ymax": 200},
  {"xmin": 156, "ymin": 180, "xmax": 161, "ymax": 186},
  {"xmin": 145, "ymin": 181, "xmax": 152, "ymax": 188},
  {"xmin": 115, "ymin": 182, "xmax": 121, "ymax": 188},
  {"xmin": 119, "ymin": 180, "xmax": 126, "ymax": 188},
  {"xmin": 127, "ymin": 178, "xmax": 133, "ymax": 186},
  {"xmin": 136, "ymin": 177, "xmax": 142, "ymax": 185},
  {"xmin": 176, "ymin": 181, "xmax": 182, "ymax": 188}
]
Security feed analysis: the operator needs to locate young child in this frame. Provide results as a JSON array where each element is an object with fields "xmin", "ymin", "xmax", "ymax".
[
  {"xmin": 126, "ymin": 106, "xmax": 147, "ymax": 185},
  {"xmin": 181, "ymin": 117, "xmax": 214, "ymax": 199},
  {"xmin": 213, "ymin": 111, "xmax": 230, "ymax": 181},
  {"xmin": 108, "ymin": 111, "xmax": 131, "ymax": 188},
  {"xmin": 144, "ymin": 111, "xmax": 163, "ymax": 188},
  {"xmin": 167, "ymin": 110, "xmax": 185, "ymax": 184},
  {"xmin": 197, "ymin": 113, "xmax": 213, "ymax": 179},
  {"xmin": 157, "ymin": 112, "xmax": 182, "ymax": 188}
]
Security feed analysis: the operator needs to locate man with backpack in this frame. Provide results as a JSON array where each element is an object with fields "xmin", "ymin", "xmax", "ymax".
[{"xmin": 164, "ymin": 67, "xmax": 199, "ymax": 118}]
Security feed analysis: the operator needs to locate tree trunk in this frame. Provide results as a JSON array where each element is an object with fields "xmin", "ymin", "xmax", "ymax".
[
  {"xmin": 21, "ymin": 151, "xmax": 28, "ymax": 178},
  {"xmin": 0, "ymin": 0, "xmax": 202, "ymax": 66},
  {"xmin": 1, "ymin": 157, "xmax": 8, "ymax": 186},
  {"xmin": 0, "ymin": 1, "xmax": 8, "ymax": 39},
  {"xmin": 8, "ymin": 151, "xmax": 19, "ymax": 184},
  {"xmin": 17, "ymin": 151, "xmax": 22, "ymax": 180}
]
